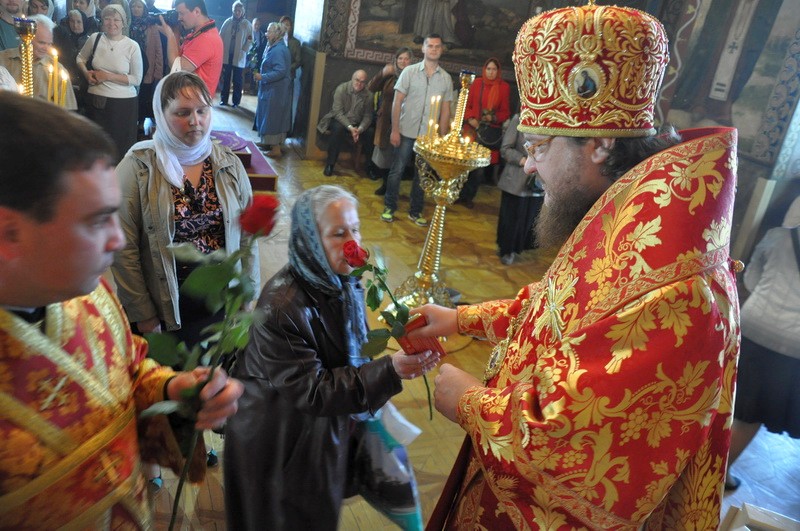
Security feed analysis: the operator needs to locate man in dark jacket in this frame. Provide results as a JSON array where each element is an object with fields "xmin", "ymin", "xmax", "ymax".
[{"xmin": 316, "ymin": 70, "xmax": 372, "ymax": 176}]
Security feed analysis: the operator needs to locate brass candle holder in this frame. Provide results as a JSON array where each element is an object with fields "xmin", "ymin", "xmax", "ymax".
[
  {"xmin": 14, "ymin": 17, "xmax": 37, "ymax": 97},
  {"xmin": 393, "ymin": 71, "xmax": 491, "ymax": 309}
]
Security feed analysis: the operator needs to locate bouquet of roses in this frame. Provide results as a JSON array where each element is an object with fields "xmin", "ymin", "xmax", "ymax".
[
  {"xmin": 343, "ymin": 240, "xmax": 438, "ymax": 418},
  {"xmin": 141, "ymin": 194, "xmax": 279, "ymax": 530}
]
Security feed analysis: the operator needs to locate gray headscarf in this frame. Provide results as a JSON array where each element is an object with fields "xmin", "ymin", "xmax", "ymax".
[{"xmin": 288, "ymin": 186, "xmax": 368, "ymax": 367}]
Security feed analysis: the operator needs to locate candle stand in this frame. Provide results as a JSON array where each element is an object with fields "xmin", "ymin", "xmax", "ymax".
[
  {"xmin": 14, "ymin": 17, "xmax": 36, "ymax": 97},
  {"xmin": 392, "ymin": 72, "xmax": 491, "ymax": 309}
]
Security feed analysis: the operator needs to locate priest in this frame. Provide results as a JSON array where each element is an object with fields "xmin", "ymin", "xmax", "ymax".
[
  {"xmin": 412, "ymin": 2, "xmax": 741, "ymax": 529},
  {"xmin": 0, "ymin": 93, "xmax": 242, "ymax": 528}
]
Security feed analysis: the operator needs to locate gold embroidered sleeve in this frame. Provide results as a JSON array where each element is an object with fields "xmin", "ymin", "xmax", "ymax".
[
  {"xmin": 457, "ymin": 284, "xmax": 536, "ymax": 343},
  {"xmin": 131, "ymin": 335, "xmax": 176, "ymax": 413}
]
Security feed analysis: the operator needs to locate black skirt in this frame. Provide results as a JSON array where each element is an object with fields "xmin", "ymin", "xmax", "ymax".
[
  {"xmin": 85, "ymin": 94, "xmax": 138, "ymax": 162},
  {"xmin": 496, "ymin": 191, "xmax": 543, "ymax": 256},
  {"xmin": 734, "ymin": 335, "xmax": 800, "ymax": 438}
]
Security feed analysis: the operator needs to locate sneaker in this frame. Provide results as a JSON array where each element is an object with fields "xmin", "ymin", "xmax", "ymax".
[
  {"xmin": 408, "ymin": 214, "xmax": 428, "ymax": 227},
  {"xmin": 724, "ymin": 474, "xmax": 741, "ymax": 491},
  {"xmin": 381, "ymin": 208, "xmax": 394, "ymax": 222},
  {"xmin": 219, "ymin": 101, "xmax": 228, "ymax": 106},
  {"xmin": 374, "ymin": 184, "xmax": 387, "ymax": 196},
  {"xmin": 500, "ymin": 253, "xmax": 515, "ymax": 265},
  {"xmin": 207, "ymin": 449, "xmax": 219, "ymax": 468}
]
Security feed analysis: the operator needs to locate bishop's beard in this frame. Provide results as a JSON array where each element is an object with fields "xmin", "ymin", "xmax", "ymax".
[{"xmin": 533, "ymin": 186, "xmax": 600, "ymax": 250}]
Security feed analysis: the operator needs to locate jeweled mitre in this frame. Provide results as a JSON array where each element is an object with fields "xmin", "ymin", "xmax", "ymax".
[{"xmin": 514, "ymin": 1, "xmax": 669, "ymax": 137}]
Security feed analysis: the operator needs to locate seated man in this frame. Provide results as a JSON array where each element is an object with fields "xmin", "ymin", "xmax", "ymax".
[
  {"xmin": 0, "ymin": 14, "xmax": 77, "ymax": 110},
  {"xmin": 316, "ymin": 69, "xmax": 372, "ymax": 176}
]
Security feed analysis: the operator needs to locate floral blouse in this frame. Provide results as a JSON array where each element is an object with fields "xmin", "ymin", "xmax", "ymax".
[{"xmin": 172, "ymin": 158, "xmax": 225, "ymax": 253}]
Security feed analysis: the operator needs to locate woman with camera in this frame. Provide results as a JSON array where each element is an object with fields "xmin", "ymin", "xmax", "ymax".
[{"xmin": 77, "ymin": 4, "xmax": 142, "ymax": 159}]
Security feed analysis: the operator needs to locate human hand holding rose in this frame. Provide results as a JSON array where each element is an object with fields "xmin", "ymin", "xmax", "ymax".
[{"xmin": 344, "ymin": 240, "xmax": 438, "ymax": 417}]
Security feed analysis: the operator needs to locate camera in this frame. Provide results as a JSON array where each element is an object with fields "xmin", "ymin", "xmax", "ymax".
[{"xmin": 146, "ymin": 9, "xmax": 179, "ymax": 26}]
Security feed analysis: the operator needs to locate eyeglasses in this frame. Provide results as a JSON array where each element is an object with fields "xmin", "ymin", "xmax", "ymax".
[
  {"xmin": 353, "ymin": 78, "xmax": 367, "ymax": 85},
  {"xmin": 523, "ymin": 136, "xmax": 553, "ymax": 162}
]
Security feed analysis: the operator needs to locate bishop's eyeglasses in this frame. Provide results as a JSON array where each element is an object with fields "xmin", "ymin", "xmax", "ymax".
[{"xmin": 523, "ymin": 136, "xmax": 553, "ymax": 162}]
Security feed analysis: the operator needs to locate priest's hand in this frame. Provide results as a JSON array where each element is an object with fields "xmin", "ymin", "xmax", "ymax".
[
  {"xmin": 167, "ymin": 367, "xmax": 244, "ymax": 430},
  {"xmin": 407, "ymin": 304, "xmax": 458, "ymax": 338},
  {"xmin": 434, "ymin": 363, "xmax": 481, "ymax": 423}
]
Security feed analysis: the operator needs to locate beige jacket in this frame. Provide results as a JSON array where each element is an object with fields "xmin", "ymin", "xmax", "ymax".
[{"xmin": 112, "ymin": 141, "xmax": 259, "ymax": 330}]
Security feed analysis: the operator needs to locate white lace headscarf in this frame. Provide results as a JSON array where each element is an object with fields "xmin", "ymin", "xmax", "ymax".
[{"xmin": 151, "ymin": 72, "xmax": 214, "ymax": 188}]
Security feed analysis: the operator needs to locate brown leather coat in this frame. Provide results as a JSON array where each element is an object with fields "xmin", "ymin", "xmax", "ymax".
[
  {"xmin": 224, "ymin": 265, "xmax": 402, "ymax": 530},
  {"xmin": 368, "ymin": 70, "xmax": 398, "ymax": 149}
]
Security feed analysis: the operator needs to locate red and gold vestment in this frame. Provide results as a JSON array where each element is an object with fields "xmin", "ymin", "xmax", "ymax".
[
  {"xmin": 0, "ymin": 279, "xmax": 175, "ymax": 529},
  {"xmin": 441, "ymin": 127, "xmax": 740, "ymax": 530}
]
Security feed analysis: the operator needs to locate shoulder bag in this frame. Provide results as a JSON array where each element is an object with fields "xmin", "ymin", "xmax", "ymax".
[{"xmin": 85, "ymin": 33, "xmax": 101, "ymax": 71}]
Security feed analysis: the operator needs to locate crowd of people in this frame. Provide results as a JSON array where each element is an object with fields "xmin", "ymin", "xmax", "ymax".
[
  {"xmin": 0, "ymin": 0, "xmax": 299, "ymax": 157},
  {"xmin": 315, "ymin": 36, "xmax": 535, "ymax": 260},
  {"xmin": 2, "ymin": 0, "xmax": 796, "ymax": 530}
]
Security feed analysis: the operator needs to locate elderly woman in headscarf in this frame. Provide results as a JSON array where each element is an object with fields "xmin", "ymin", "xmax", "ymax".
[
  {"xmin": 76, "ymin": 3, "xmax": 142, "ymax": 158},
  {"xmin": 54, "ymin": 9, "xmax": 91, "ymax": 110},
  {"xmin": 253, "ymin": 21, "xmax": 291, "ymax": 157},
  {"xmin": 224, "ymin": 184, "xmax": 434, "ymax": 530},
  {"xmin": 112, "ymin": 70, "xmax": 258, "ymax": 344}
]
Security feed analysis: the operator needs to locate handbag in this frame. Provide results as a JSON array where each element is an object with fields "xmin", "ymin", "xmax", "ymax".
[
  {"xmin": 475, "ymin": 122, "xmax": 503, "ymax": 148},
  {"xmin": 348, "ymin": 412, "xmax": 424, "ymax": 530},
  {"xmin": 473, "ymin": 83, "xmax": 503, "ymax": 149}
]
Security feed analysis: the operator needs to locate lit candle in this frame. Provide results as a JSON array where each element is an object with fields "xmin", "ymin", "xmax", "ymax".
[
  {"xmin": 47, "ymin": 64, "xmax": 54, "ymax": 102},
  {"xmin": 427, "ymin": 118, "xmax": 434, "ymax": 140},
  {"xmin": 50, "ymin": 49, "xmax": 59, "ymax": 101},
  {"xmin": 17, "ymin": 83, "xmax": 24, "ymax": 94},
  {"xmin": 51, "ymin": 48, "xmax": 59, "ymax": 80},
  {"xmin": 59, "ymin": 70, "xmax": 69, "ymax": 107}
]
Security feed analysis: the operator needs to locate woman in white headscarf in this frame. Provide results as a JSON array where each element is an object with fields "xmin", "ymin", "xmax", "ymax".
[
  {"xmin": 76, "ymin": 3, "xmax": 141, "ymax": 158},
  {"xmin": 725, "ymin": 189, "xmax": 800, "ymax": 490},
  {"xmin": 112, "ymin": 70, "xmax": 259, "ymax": 344}
]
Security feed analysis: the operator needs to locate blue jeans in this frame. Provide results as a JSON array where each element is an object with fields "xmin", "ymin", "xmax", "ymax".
[
  {"xmin": 220, "ymin": 64, "xmax": 244, "ymax": 105},
  {"xmin": 384, "ymin": 135, "xmax": 425, "ymax": 216}
]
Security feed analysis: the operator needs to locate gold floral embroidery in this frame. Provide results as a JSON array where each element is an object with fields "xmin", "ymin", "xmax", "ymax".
[{"xmin": 533, "ymin": 276, "xmax": 578, "ymax": 341}]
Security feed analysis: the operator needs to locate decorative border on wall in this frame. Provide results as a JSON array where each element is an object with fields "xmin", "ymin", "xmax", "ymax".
[
  {"xmin": 321, "ymin": 0, "xmax": 350, "ymax": 55},
  {"xmin": 751, "ymin": 27, "xmax": 800, "ymax": 166}
]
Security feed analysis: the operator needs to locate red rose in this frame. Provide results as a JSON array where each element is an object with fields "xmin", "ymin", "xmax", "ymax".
[
  {"xmin": 239, "ymin": 195, "xmax": 279, "ymax": 236},
  {"xmin": 343, "ymin": 240, "xmax": 369, "ymax": 268}
]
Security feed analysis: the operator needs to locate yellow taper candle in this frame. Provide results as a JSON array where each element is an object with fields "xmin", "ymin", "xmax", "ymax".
[
  {"xmin": 47, "ymin": 64, "xmax": 53, "ymax": 102},
  {"xmin": 59, "ymin": 70, "xmax": 69, "ymax": 107}
]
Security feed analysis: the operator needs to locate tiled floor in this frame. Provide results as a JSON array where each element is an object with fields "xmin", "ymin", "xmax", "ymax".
[{"xmin": 150, "ymin": 98, "xmax": 800, "ymax": 529}]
